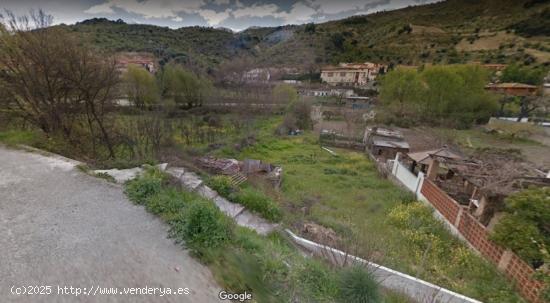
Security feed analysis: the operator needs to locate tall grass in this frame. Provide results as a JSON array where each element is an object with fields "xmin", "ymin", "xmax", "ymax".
[{"xmin": 223, "ymin": 117, "xmax": 525, "ymax": 302}]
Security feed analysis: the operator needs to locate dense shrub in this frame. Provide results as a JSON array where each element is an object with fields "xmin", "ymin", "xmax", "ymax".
[
  {"xmin": 231, "ymin": 187, "xmax": 283, "ymax": 222},
  {"xmin": 338, "ymin": 267, "xmax": 380, "ymax": 303},
  {"xmin": 275, "ymin": 89, "xmax": 312, "ymax": 135},
  {"xmin": 170, "ymin": 200, "xmax": 233, "ymax": 250},
  {"xmin": 500, "ymin": 64, "xmax": 546, "ymax": 85},
  {"xmin": 291, "ymin": 100, "xmax": 313, "ymax": 130},
  {"xmin": 124, "ymin": 171, "xmax": 163, "ymax": 204},
  {"xmin": 208, "ymin": 175, "xmax": 236, "ymax": 198},
  {"xmin": 145, "ymin": 188, "xmax": 187, "ymax": 219},
  {"xmin": 490, "ymin": 187, "xmax": 550, "ymax": 268}
]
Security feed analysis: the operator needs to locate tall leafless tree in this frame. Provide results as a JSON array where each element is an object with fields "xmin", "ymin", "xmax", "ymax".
[{"xmin": 0, "ymin": 10, "xmax": 120, "ymax": 158}]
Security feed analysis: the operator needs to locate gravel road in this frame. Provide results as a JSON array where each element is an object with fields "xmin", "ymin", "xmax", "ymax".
[{"xmin": 0, "ymin": 146, "xmax": 222, "ymax": 302}]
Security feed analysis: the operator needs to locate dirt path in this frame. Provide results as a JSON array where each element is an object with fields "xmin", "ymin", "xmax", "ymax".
[{"xmin": 0, "ymin": 146, "xmax": 221, "ymax": 302}]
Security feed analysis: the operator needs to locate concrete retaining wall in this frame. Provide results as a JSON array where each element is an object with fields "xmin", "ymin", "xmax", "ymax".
[{"xmin": 286, "ymin": 230, "xmax": 482, "ymax": 303}]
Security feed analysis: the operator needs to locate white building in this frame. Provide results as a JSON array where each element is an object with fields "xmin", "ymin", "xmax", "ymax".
[{"xmin": 320, "ymin": 62, "xmax": 387, "ymax": 86}]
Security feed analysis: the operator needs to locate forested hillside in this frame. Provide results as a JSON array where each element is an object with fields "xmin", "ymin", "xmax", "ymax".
[{"xmin": 61, "ymin": 0, "xmax": 550, "ymax": 72}]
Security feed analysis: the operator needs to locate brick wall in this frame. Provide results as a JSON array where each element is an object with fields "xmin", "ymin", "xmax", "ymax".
[
  {"xmin": 505, "ymin": 253, "xmax": 545, "ymax": 303},
  {"xmin": 420, "ymin": 180, "xmax": 544, "ymax": 303},
  {"xmin": 420, "ymin": 179, "xmax": 460, "ymax": 223},
  {"xmin": 458, "ymin": 212, "xmax": 504, "ymax": 264}
]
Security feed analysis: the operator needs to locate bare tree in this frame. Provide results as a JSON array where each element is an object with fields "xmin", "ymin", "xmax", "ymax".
[
  {"xmin": 0, "ymin": 10, "xmax": 120, "ymax": 158},
  {"xmin": 517, "ymin": 95, "xmax": 549, "ymax": 121},
  {"xmin": 215, "ymin": 56, "xmax": 254, "ymax": 86}
]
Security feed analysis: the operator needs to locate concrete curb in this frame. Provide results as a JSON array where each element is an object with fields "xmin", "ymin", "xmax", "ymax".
[{"xmin": 18, "ymin": 144, "xmax": 83, "ymax": 166}]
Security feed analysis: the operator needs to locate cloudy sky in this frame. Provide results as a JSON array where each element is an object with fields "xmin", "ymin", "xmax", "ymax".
[{"xmin": 1, "ymin": 0, "xmax": 439, "ymax": 31}]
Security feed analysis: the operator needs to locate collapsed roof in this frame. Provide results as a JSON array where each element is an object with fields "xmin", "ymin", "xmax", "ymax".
[
  {"xmin": 434, "ymin": 148, "xmax": 548, "ymax": 196},
  {"xmin": 407, "ymin": 147, "xmax": 464, "ymax": 166}
]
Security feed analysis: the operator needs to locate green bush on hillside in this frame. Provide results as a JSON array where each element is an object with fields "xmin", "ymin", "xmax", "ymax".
[
  {"xmin": 145, "ymin": 188, "xmax": 187, "ymax": 219},
  {"xmin": 170, "ymin": 199, "xmax": 233, "ymax": 250},
  {"xmin": 338, "ymin": 267, "xmax": 380, "ymax": 303},
  {"xmin": 500, "ymin": 64, "xmax": 546, "ymax": 85},
  {"xmin": 509, "ymin": 8, "xmax": 550, "ymax": 38},
  {"xmin": 231, "ymin": 187, "xmax": 283, "ymax": 222},
  {"xmin": 124, "ymin": 171, "xmax": 164, "ymax": 204},
  {"xmin": 490, "ymin": 187, "xmax": 550, "ymax": 268},
  {"xmin": 208, "ymin": 175, "xmax": 236, "ymax": 198}
]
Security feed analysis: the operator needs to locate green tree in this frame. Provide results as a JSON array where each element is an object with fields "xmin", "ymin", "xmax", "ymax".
[
  {"xmin": 290, "ymin": 100, "xmax": 313, "ymax": 130},
  {"xmin": 123, "ymin": 64, "xmax": 159, "ymax": 109},
  {"xmin": 159, "ymin": 64, "xmax": 212, "ymax": 109},
  {"xmin": 379, "ymin": 65, "xmax": 497, "ymax": 127},
  {"xmin": 500, "ymin": 64, "xmax": 546, "ymax": 85},
  {"xmin": 379, "ymin": 68, "xmax": 424, "ymax": 118},
  {"xmin": 421, "ymin": 65, "xmax": 465, "ymax": 119},
  {"xmin": 491, "ymin": 187, "xmax": 550, "ymax": 267},
  {"xmin": 447, "ymin": 65, "xmax": 498, "ymax": 126}
]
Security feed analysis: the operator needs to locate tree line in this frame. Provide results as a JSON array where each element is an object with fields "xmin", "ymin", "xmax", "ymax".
[
  {"xmin": 123, "ymin": 62, "xmax": 212, "ymax": 110},
  {"xmin": 379, "ymin": 65, "xmax": 498, "ymax": 128}
]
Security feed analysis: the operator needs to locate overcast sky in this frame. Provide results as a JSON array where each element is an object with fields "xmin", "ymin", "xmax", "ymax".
[{"xmin": 1, "ymin": 0, "xmax": 440, "ymax": 31}]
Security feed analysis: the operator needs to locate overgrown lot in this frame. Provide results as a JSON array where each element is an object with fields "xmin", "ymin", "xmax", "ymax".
[
  {"xmin": 0, "ymin": 112, "xmax": 527, "ymax": 302},
  {"xmin": 124, "ymin": 167, "xmax": 413, "ymax": 303},
  {"xmin": 219, "ymin": 117, "xmax": 524, "ymax": 303}
]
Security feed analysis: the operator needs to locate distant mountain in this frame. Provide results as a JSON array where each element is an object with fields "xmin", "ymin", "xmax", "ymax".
[{"xmin": 61, "ymin": 0, "xmax": 550, "ymax": 73}]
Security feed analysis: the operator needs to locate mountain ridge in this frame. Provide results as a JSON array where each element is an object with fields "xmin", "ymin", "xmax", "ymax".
[{"xmin": 58, "ymin": 0, "xmax": 550, "ymax": 73}]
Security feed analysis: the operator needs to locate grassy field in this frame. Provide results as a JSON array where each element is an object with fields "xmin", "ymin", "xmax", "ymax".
[
  {"xmin": 218, "ymin": 117, "xmax": 525, "ymax": 302},
  {"xmin": 124, "ymin": 167, "xmax": 415, "ymax": 303}
]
